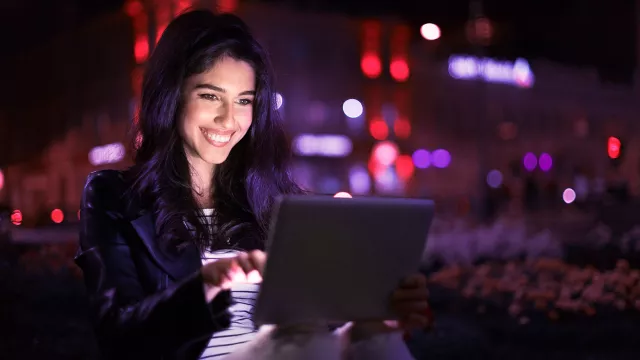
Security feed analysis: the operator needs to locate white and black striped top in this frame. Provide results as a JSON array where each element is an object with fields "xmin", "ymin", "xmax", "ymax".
[{"xmin": 196, "ymin": 209, "xmax": 260, "ymax": 359}]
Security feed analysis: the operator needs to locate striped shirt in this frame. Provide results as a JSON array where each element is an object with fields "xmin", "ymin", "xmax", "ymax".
[{"xmin": 196, "ymin": 209, "xmax": 260, "ymax": 359}]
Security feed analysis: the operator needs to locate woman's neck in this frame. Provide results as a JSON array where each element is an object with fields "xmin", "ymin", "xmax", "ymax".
[{"xmin": 188, "ymin": 154, "xmax": 215, "ymax": 208}]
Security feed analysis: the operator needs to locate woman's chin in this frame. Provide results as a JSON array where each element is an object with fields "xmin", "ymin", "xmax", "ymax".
[{"xmin": 201, "ymin": 152, "xmax": 231, "ymax": 165}]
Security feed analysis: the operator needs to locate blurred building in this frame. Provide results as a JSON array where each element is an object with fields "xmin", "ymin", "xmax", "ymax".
[{"xmin": 1, "ymin": 0, "xmax": 639, "ymax": 224}]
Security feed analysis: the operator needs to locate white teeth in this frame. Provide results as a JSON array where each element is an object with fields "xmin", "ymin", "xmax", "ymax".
[{"xmin": 205, "ymin": 132, "xmax": 231, "ymax": 143}]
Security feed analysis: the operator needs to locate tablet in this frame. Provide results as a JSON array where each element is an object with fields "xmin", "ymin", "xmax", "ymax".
[{"xmin": 252, "ymin": 195, "xmax": 434, "ymax": 326}]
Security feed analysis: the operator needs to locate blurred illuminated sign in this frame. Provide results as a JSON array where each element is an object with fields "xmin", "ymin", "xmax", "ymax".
[
  {"xmin": 89, "ymin": 143, "xmax": 126, "ymax": 166},
  {"xmin": 448, "ymin": 55, "xmax": 534, "ymax": 88},
  {"xmin": 292, "ymin": 134, "xmax": 353, "ymax": 158}
]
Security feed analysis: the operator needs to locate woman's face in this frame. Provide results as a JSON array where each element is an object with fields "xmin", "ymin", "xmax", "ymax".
[{"xmin": 179, "ymin": 56, "xmax": 256, "ymax": 169}]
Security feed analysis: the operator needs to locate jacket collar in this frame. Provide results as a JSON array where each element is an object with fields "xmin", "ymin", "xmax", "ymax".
[{"xmin": 130, "ymin": 212, "xmax": 201, "ymax": 281}]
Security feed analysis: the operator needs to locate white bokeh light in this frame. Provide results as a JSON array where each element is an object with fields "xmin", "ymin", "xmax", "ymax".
[
  {"xmin": 89, "ymin": 143, "xmax": 126, "ymax": 166},
  {"xmin": 420, "ymin": 23, "xmax": 441, "ymax": 40},
  {"xmin": 275, "ymin": 93, "xmax": 283, "ymax": 110},
  {"xmin": 342, "ymin": 99, "xmax": 363, "ymax": 118},
  {"xmin": 562, "ymin": 188, "xmax": 576, "ymax": 204},
  {"xmin": 292, "ymin": 134, "xmax": 353, "ymax": 158}
]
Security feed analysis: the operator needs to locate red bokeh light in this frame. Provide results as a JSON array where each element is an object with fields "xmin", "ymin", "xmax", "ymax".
[
  {"xmin": 174, "ymin": 0, "xmax": 193, "ymax": 16},
  {"xmin": 51, "ymin": 209, "xmax": 64, "ymax": 224},
  {"xmin": 395, "ymin": 155, "xmax": 415, "ymax": 180},
  {"xmin": 134, "ymin": 34, "xmax": 149, "ymax": 63},
  {"xmin": 608, "ymin": 136, "xmax": 621, "ymax": 159},
  {"xmin": 393, "ymin": 118, "xmax": 412, "ymax": 138},
  {"xmin": 361, "ymin": 53, "xmax": 382, "ymax": 79},
  {"xmin": 11, "ymin": 210, "xmax": 22, "ymax": 226},
  {"xmin": 369, "ymin": 119, "xmax": 389, "ymax": 140},
  {"xmin": 368, "ymin": 156, "xmax": 385, "ymax": 178},
  {"xmin": 124, "ymin": 0, "xmax": 143, "ymax": 17},
  {"xmin": 390, "ymin": 59, "xmax": 410, "ymax": 82},
  {"xmin": 218, "ymin": 0, "xmax": 238, "ymax": 12}
]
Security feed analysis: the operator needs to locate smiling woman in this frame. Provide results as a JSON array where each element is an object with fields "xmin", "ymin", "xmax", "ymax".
[
  {"xmin": 179, "ymin": 57, "xmax": 257, "ymax": 206},
  {"xmin": 74, "ymin": 9, "xmax": 431, "ymax": 360}
]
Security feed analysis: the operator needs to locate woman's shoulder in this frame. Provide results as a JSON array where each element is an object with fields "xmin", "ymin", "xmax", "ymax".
[
  {"xmin": 82, "ymin": 169, "xmax": 132, "ymax": 214},
  {"xmin": 83, "ymin": 169, "xmax": 127, "ymax": 195}
]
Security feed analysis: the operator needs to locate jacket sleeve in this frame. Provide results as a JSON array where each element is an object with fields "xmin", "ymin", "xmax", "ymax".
[{"xmin": 74, "ymin": 170, "xmax": 231, "ymax": 358}]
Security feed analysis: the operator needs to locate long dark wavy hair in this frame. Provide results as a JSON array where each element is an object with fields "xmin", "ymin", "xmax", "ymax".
[{"xmin": 128, "ymin": 9, "xmax": 301, "ymax": 252}]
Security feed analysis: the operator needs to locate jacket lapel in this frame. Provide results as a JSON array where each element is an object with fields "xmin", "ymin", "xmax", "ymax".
[{"xmin": 130, "ymin": 213, "xmax": 201, "ymax": 281}]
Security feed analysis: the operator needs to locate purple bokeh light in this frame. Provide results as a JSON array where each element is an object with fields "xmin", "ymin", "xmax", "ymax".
[
  {"xmin": 486, "ymin": 170, "xmax": 503, "ymax": 188},
  {"xmin": 523, "ymin": 152, "xmax": 537, "ymax": 171},
  {"xmin": 412, "ymin": 149, "xmax": 431, "ymax": 169},
  {"xmin": 539, "ymin": 153, "xmax": 552, "ymax": 172},
  {"xmin": 432, "ymin": 149, "xmax": 451, "ymax": 168}
]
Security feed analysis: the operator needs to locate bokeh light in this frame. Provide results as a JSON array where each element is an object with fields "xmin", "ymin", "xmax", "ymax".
[
  {"xmin": 420, "ymin": 23, "xmax": 441, "ymax": 40},
  {"xmin": 523, "ymin": 152, "xmax": 537, "ymax": 171},
  {"xmin": 375, "ymin": 167, "xmax": 401, "ymax": 194},
  {"xmin": 274, "ymin": 93, "xmax": 283, "ymax": 110},
  {"xmin": 348, "ymin": 166, "xmax": 371, "ymax": 195},
  {"xmin": 412, "ymin": 149, "xmax": 431, "ymax": 169},
  {"xmin": 431, "ymin": 149, "xmax": 451, "ymax": 168},
  {"xmin": 334, "ymin": 192, "xmax": 353, "ymax": 198},
  {"xmin": 393, "ymin": 118, "xmax": 411, "ymax": 138},
  {"xmin": 608, "ymin": 136, "xmax": 621, "ymax": 159},
  {"xmin": 361, "ymin": 53, "xmax": 382, "ymax": 78},
  {"xmin": 342, "ymin": 99, "xmax": 363, "ymax": 118},
  {"xmin": 10, "ymin": 210, "xmax": 22, "ymax": 226},
  {"xmin": 369, "ymin": 119, "xmax": 389, "ymax": 140},
  {"xmin": 486, "ymin": 170, "xmax": 503, "ymax": 188},
  {"xmin": 390, "ymin": 59, "xmax": 410, "ymax": 82},
  {"xmin": 51, "ymin": 209, "xmax": 64, "ymax": 224},
  {"xmin": 395, "ymin": 155, "xmax": 415, "ymax": 180},
  {"xmin": 372, "ymin": 141, "xmax": 400, "ymax": 167},
  {"xmin": 563, "ymin": 188, "xmax": 576, "ymax": 204},
  {"xmin": 539, "ymin": 153, "xmax": 553, "ymax": 172}
]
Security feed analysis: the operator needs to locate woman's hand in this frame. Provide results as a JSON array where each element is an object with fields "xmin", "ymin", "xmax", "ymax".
[
  {"xmin": 200, "ymin": 250, "xmax": 266, "ymax": 302},
  {"xmin": 389, "ymin": 273, "xmax": 433, "ymax": 332},
  {"xmin": 349, "ymin": 273, "xmax": 433, "ymax": 342}
]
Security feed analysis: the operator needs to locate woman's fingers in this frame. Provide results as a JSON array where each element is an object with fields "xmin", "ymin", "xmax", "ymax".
[
  {"xmin": 232, "ymin": 251, "xmax": 266, "ymax": 284},
  {"xmin": 391, "ymin": 287, "xmax": 430, "ymax": 302},
  {"xmin": 248, "ymin": 250, "xmax": 267, "ymax": 273},
  {"xmin": 202, "ymin": 251, "xmax": 267, "ymax": 287},
  {"xmin": 400, "ymin": 313, "xmax": 430, "ymax": 330},
  {"xmin": 393, "ymin": 300, "xmax": 430, "ymax": 315},
  {"xmin": 399, "ymin": 273, "xmax": 427, "ymax": 288},
  {"xmin": 234, "ymin": 252, "xmax": 254, "ymax": 280}
]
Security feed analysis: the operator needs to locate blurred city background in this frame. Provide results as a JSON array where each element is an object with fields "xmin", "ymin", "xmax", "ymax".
[{"xmin": 1, "ymin": 0, "xmax": 639, "ymax": 359}]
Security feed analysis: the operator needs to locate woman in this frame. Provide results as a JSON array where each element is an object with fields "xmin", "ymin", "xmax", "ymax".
[{"xmin": 75, "ymin": 9, "xmax": 431, "ymax": 360}]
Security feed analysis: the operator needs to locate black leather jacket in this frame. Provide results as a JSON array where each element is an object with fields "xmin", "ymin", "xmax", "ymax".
[{"xmin": 74, "ymin": 170, "xmax": 232, "ymax": 359}]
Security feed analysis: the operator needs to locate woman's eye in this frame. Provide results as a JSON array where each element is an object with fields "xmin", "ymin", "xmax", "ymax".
[
  {"xmin": 237, "ymin": 98, "xmax": 253, "ymax": 106},
  {"xmin": 199, "ymin": 94, "xmax": 218, "ymax": 101}
]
